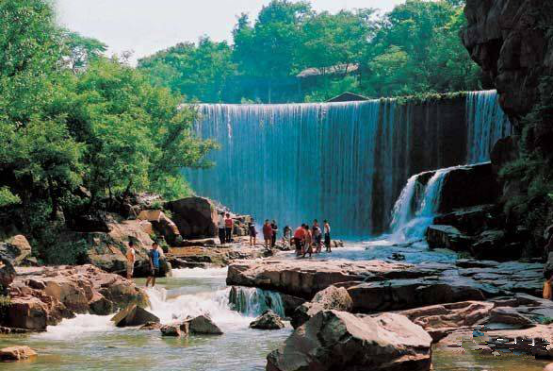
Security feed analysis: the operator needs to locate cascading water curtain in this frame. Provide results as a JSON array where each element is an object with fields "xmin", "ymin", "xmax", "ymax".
[{"xmin": 186, "ymin": 91, "xmax": 510, "ymax": 238}]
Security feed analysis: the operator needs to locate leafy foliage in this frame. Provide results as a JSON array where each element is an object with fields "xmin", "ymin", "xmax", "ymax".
[{"xmin": 138, "ymin": 0, "xmax": 481, "ymax": 102}]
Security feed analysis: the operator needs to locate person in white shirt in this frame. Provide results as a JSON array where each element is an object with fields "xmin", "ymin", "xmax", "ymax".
[{"xmin": 217, "ymin": 212, "xmax": 226, "ymax": 245}]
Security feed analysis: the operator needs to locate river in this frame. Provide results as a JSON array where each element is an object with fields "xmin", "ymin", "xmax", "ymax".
[{"xmin": 0, "ymin": 242, "xmax": 549, "ymax": 371}]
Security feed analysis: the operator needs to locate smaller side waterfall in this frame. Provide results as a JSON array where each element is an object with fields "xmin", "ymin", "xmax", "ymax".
[
  {"xmin": 228, "ymin": 286, "xmax": 285, "ymax": 318},
  {"xmin": 466, "ymin": 90, "xmax": 511, "ymax": 164},
  {"xmin": 390, "ymin": 166, "xmax": 462, "ymax": 242}
]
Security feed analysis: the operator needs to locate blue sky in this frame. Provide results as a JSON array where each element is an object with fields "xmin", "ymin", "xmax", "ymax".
[{"xmin": 55, "ymin": 0, "xmax": 405, "ymax": 64}]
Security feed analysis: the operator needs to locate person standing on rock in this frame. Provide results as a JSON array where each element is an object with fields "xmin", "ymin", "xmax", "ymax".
[
  {"xmin": 263, "ymin": 220, "xmax": 273, "ymax": 250},
  {"xmin": 271, "ymin": 220, "xmax": 278, "ymax": 248},
  {"xmin": 302, "ymin": 224, "xmax": 313, "ymax": 258},
  {"xmin": 283, "ymin": 225, "xmax": 292, "ymax": 247},
  {"xmin": 324, "ymin": 220, "xmax": 332, "ymax": 253},
  {"xmin": 224, "ymin": 213, "xmax": 233, "ymax": 243},
  {"xmin": 146, "ymin": 242, "xmax": 161, "ymax": 287},
  {"xmin": 218, "ymin": 212, "xmax": 226, "ymax": 245},
  {"xmin": 293, "ymin": 224, "xmax": 306, "ymax": 256},
  {"xmin": 248, "ymin": 219, "xmax": 258, "ymax": 246},
  {"xmin": 126, "ymin": 240, "xmax": 136, "ymax": 279},
  {"xmin": 312, "ymin": 220, "xmax": 322, "ymax": 253}
]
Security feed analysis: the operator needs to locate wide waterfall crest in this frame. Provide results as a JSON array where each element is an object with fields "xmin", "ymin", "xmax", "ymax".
[{"xmin": 187, "ymin": 91, "xmax": 509, "ymax": 237}]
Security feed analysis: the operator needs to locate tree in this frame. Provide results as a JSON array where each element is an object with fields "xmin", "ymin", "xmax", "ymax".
[{"xmin": 62, "ymin": 31, "xmax": 107, "ymax": 72}]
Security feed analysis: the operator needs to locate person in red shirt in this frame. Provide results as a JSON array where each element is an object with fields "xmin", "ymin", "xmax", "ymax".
[
  {"xmin": 293, "ymin": 224, "xmax": 306, "ymax": 256},
  {"xmin": 263, "ymin": 220, "xmax": 273, "ymax": 249},
  {"xmin": 224, "ymin": 213, "xmax": 233, "ymax": 243}
]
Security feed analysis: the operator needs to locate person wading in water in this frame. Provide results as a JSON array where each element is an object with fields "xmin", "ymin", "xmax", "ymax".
[
  {"xmin": 145, "ymin": 242, "xmax": 161, "ymax": 287},
  {"xmin": 323, "ymin": 220, "xmax": 332, "ymax": 253},
  {"xmin": 263, "ymin": 220, "xmax": 273, "ymax": 250}
]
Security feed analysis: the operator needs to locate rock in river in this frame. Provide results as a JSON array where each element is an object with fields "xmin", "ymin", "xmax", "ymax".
[
  {"xmin": 0, "ymin": 346, "xmax": 37, "ymax": 361},
  {"xmin": 250, "ymin": 310, "xmax": 285, "ymax": 330},
  {"xmin": 111, "ymin": 304, "xmax": 159, "ymax": 327},
  {"xmin": 267, "ymin": 310, "xmax": 432, "ymax": 371},
  {"xmin": 291, "ymin": 285, "xmax": 353, "ymax": 328},
  {"xmin": 189, "ymin": 314, "xmax": 223, "ymax": 335}
]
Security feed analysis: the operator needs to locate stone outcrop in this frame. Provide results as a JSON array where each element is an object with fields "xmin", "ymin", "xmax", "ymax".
[
  {"xmin": 165, "ymin": 196, "xmax": 218, "ymax": 238},
  {"xmin": 111, "ymin": 304, "xmax": 159, "ymax": 327},
  {"xmin": 0, "ymin": 265, "xmax": 148, "ymax": 332},
  {"xmin": 0, "ymin": 258, "xmax": 15, "ymax": 292},
  {"xmin": 168, "ymin": 245, "xmax": 274, "ymax": 268},
  {"xmin": 227, "ymin": 259, "xmax": 545, "ymax": 313},
  {"xmin": 137, "ymin": 209, "xmax": 181, "ymax": 245},
  {"xmin": 267, "ymin": 310, "xmax": 432, "ymax": 371},
  {"xmin": 0, "ymin": 235, "xmax": 32, "ymax": 266},
  {"xmin": 291, "ymin": 286, "xmax": 353, "ymax": 328},
  {"xmin": 249, "ymin": 310, "xmax": 285, "ymax": 330},
  {"xmin": 161, "ymin": 321, "xmax": 189, "ymax": 337},
  {"xmin": 0, "ymin": 346, "xmax": 37, "ymax": 361}
]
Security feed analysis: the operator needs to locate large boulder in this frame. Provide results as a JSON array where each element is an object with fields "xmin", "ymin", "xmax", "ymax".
[
  {"xmin": 137, "ymin": 210, "xmax": 181, "ymax": 245},
  {"xmin": 165, "ymin": 197, "xmax": 218, "ymax": 238},
  {"xmin": 111, "ymin": 304, "xmax": 159, "ymax": 327},
  {"xmin": 0, "ymin": 258, "xmax": 15, "ymax": 292},
  {"xmin": 0, "ymin": 346, "xmax": 37, "ymax": 361},
  {"xmin": 432, "ymin": 205, "xmax": 500, "ymax": 236},
  {"xmin": 0, "ymin": 297, "xmax": 48, "ymax": 331},
  {"xmin": 249, "ymin": 310, "xmax": 285, "ymax": 330},
  {"xmin": 267, "ymin": 310, "xmax": 432, "ymax": 371},
  {"xmin": 291, "ymin": 286, "xmax": 353, "ymax": 328},
  {"xmin": 470, "ymin": 230, "xmax": 522, "ymax": 260},
  {"xmin": 189, "ymin": 314, "xmax": 223, "ymax": 335}
]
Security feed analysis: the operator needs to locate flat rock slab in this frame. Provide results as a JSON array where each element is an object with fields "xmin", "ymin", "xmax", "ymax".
[{"xmin": 0, "ymin": 346, "xmax": 37, "ymax": 361}]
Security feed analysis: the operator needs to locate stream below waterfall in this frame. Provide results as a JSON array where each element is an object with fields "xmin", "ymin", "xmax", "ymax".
[{"xmin": 0, "ymin": 242, "xmax": 549, "ymax": 371}]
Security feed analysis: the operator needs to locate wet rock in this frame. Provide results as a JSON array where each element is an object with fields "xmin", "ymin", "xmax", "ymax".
[
  {"xmin": 111, "ymin": 304, "xmax": 159, "ymax": 327},
  {"xmin": 348, "ymin": 280, "xmax": 486, "ymax": 313},
  {"xmin": 89, "ymin": 293, "xmax": 115, "ymax": 316},
  {"xmin": 140, "ymin": 321, "xmax": 162, "ymax": 330},
  {"xmin": 189, "ymin": 314, "xmax": 223, "ymax": 335},
  {"xmin": 267, "ymin": 310, "xmax": 432, "ymax": 371},
  {"xmin": 1, "ymin": 297, "xmax": 48, "ymax": 331},
  {"xmin": 400, "ymin": 301, "xmax": 494, "ymax": 342},
  {"xmin": 433, "ymin": 205, "xmax": 500, "ymax": 236},
  {"xmin": 488, "ymin": 307, "xmax": 536, "ymax": 328},
  {"xmin": 249, "ymin": 310, "xmax": 284, "ymax": 330},
  {"xmin": 161, "ymin": 321, "xmax": 189, "ymax": 337},
  {"xmin": 0, "ymin": 346, "xmax": 37, "ymax": 361},
  {"xmin": 291, "ymin": 286, "xmax": 353, "ymax": 328},
  {"xmin": 279, "ymin": 293, "xmax": 306, "ymax": 317},
  {"xmin": 470, "ymin": 230, "xmax": 522, "ymax": 261},
  {"xmin": 165, "ymin": 196, "xmax": 219, "ymax": 238},
  {"xmin": 426, "ymin": 225, "xmax": 473, "ymax": 251},
  {"xmin": 137, "ymin": 210, "xmax": 181, "ymax": 246}
]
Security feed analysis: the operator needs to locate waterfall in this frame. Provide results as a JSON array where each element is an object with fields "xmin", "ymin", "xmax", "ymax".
[
  {"xmin": 228, "ymin": 286, "xmax": 285, "ymax": 318},
  {"xmin": 466, "ymin": 90, "xmax": 512, "ymax": 164},
  {"xmin": 390, "ymin": 166, "xmax": 463, "ymax": 242},
  {"xmin": 186, "ymin": 91, "xmax": 509, "ymax": 238}
]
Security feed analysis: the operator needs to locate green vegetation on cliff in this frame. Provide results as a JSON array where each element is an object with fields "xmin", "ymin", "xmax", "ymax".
[
  {"xmin": 138, "ymin": 0, "xmax": 484, "ymax": 103},
  {"xmin": 0, "ymin": 0, "xmax": 216, "ymax": 249}
]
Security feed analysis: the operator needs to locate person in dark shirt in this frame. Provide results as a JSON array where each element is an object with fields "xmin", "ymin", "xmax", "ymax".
[
  {"xmin": 271, "ymin": 220, "xmax": 278, "ymax": 248},
  {"xmin": 145, "ymin": 242, "xmax": 161, "ymax": 287},
  {"xmin": 248, "ymin": 219, "xmax": 258, "ymax": 246}
]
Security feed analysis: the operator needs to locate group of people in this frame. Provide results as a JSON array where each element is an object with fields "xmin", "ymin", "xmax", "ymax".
[
  {"xmin": 125, "ymin": 240, "xmax": 164, "ymax": 288},
  {"xmin": 292, "ymin": 220, "xmax": 332, "ymax": 257},
  {"xmin": 218, "ymin": 212, "xmax": 235, "ymax": 244}
]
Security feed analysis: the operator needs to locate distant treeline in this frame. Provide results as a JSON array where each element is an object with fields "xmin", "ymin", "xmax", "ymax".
[{"xmin": 138, "ymin": 0, "xmax": 488, "ymax": 103}]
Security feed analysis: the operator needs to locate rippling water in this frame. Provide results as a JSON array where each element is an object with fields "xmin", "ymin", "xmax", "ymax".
[{"xmin": 0, "ymin": 241, "xmax": 549, "ymax": 371}]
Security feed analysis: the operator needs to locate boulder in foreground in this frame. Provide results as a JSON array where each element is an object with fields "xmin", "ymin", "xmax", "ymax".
[
  {"xmin": 249, "ymin": 310, "xmax": 285, "ymax": 330},
  {"xmin": 0, "ymin": 346, "xmax": 37, "ymax": 361},
  {"xmin": 161, "ymin": 321, "xmax": 190, "ymax": 337},
  {"xmin": 267, "ymin": 310, "xmax": 432, "ymax": 371},
  {"xmin": 291, "ymin": 286, "xmax": 353, "ymax": 328},
  {"xmin": 111, "ymin": 304, "xmax": 159, "ymax": 327}
]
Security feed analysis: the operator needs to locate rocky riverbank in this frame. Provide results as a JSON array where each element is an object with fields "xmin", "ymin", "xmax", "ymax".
[{"xmin": 0, "ymin": 265, "xmax": 148, "ymax": 332}]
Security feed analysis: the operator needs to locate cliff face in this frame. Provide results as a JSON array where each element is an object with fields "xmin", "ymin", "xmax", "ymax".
[
  {"xmin": 462, "ymin": 0, "xmax": 553, "ymax": 255},
  {"xmin": 462, "ymin": 0, "xmax": 552, "ymax": 124}
]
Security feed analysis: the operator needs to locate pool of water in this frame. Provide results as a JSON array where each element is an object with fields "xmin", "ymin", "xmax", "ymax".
[{"xmin": 0, "ymin": 240, "xmax": 548, "ymax": 371}]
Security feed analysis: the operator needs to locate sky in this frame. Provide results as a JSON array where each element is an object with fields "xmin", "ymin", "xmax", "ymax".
[{"xmin": 55, "ymin": 0, "xmax": 405, "ymax": 64}]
